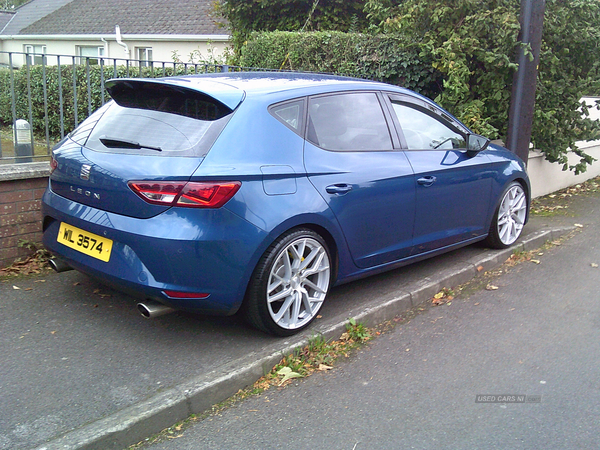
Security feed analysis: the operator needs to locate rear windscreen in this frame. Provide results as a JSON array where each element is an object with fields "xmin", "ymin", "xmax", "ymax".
[{"xmin": 69, "ymin": 81, "xmax": 234, "ymax": 157}]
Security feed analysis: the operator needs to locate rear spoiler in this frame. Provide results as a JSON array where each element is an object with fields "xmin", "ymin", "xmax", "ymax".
[{"xmin": 105, "ymin": 78, "xmax": 244, "ymax": 119}]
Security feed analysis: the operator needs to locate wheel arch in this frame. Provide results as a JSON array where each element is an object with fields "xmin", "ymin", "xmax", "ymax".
[{"xmin": 236, "ymin": 215, "xmax": 346, "ymax": 314}]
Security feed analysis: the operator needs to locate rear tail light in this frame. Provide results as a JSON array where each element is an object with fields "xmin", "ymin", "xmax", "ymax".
[{"xmin": 128, "ymin": 181, "xmax": 241, "ymax": 208}]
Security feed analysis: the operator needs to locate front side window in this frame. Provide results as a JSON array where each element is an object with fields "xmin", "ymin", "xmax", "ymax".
[
  {"xmin": 307, "ymin": 92, "xmax": 393, "ymax": 151},
  {"xmin": 24, "ymin": 44, "xmax": 46, "ymax": 65},
  {"xmin": 391, "ymin": 102, "xmax": 465, "ymax": 150}
]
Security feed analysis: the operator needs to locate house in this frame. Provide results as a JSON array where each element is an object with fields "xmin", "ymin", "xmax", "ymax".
[{"xmin": 0, "ymin": 0, "xmax": 230, "ymax": 67}]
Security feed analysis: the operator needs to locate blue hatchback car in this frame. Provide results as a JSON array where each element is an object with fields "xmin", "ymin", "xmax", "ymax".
[{"xmin": 42, "ymin": 72, "xmax": 529, "ymax": 335}]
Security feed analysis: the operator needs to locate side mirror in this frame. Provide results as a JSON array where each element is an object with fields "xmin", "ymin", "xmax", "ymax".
[{"xmin": 466, "ymin": 134, "xmax": 490, "ymax": 157}]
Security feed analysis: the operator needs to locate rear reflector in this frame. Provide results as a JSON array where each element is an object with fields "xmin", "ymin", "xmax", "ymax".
[
  {"xmin": 50, "ymin": 157, "xmax": 58, "ymax": 174},
  {"xmin": 129, "ymin": 181, "xmax": 241, "ymax": 208},
  {"xmin": 163, "ymin": 290, "xmax": 210, "ymax": 299}
]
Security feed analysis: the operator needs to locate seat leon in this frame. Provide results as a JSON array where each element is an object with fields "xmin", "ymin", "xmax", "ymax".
[{"xmin": 42, "ymin": 72, "xmax": 529, "ymax": 335}]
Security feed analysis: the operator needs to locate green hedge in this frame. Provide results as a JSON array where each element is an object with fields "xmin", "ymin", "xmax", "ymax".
[{"xmin": 238, "ymin": 31, "xmax": 442, "ymax": 99}]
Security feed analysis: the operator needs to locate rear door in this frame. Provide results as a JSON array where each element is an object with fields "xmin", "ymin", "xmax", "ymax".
[
  {"xmin": 387, "ymin": 94, "xmax": 493, "ymax": 254},
  {"xmin": 304, "ymin": 91, "xmax": 415, "ymax": 269}
]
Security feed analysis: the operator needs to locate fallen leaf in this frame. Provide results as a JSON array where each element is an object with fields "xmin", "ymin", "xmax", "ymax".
[
  {"xmin": 433, "ymin": 292, "xmax": 445, "ymax": 299},
  {"xmin": 12, "ymin": 285, "xmax": 20, "ymax": 290},
  {"xmin": 531, "ymin": 259, "xmax": 541, "ymax": 264},
  {"xmin": 318, "ymin": 364, "xmax": 333, "ymax": 371},
  {"xmin": 277, "ymin": 367, "xmax": 302, "ymax": 385},
  {"xmin": 24, "ymin": 288, "xmax": 33, "ymax": 291},
  {"xmin": 73, "ymin": 282, "xmax": 81, "ymax": 286},
  {"xmin": 477, "ymin": 265, "xmax": 484, "ymax": 272},
  {"xmin": 574, "ymin": 223, "xmax": 584, "ymax": 228},
  {"xmin": 486, "ymin": 284, "xmax": 499, "ymax": 290}
]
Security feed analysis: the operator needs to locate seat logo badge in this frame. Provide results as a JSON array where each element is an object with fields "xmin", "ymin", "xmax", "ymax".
[{"xmin": 80, "ymin": 164, "xmax": 91, "ymax": 181}]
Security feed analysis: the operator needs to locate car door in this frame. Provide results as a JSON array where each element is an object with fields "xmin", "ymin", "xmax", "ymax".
[
  {"xmin": 387, "ymin": 94, "xmax": 493, "ymax": 254},
  {"xmin": 304, "ymin": 91, "xmax": 415, "ymax": 269}
]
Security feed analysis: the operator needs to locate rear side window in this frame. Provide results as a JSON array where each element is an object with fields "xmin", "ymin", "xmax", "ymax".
[
  {"xmin": 70, "ymin": 81, "xmax": 234, "ymax": 157},
  {"xmin": 307, "ymin": 92, "xmax": 393, "ymax": 151},
  {"xmin": 269, "ymin": 99, "xmax": 304, "ymax": 133}
]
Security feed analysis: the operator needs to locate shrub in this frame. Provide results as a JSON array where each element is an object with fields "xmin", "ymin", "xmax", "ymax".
[{"xmin": 237, "ymin": 31, "xmax": 443, "ymax": 99}]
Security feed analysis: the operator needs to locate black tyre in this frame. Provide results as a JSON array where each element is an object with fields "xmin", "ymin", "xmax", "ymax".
[
  {"xmin": 484, "ymin": 181, "xmax": 528, "ymax": 249},
  {"xmin": 244, "ymin": 229, "xmax": 331, "ymax": 336}
]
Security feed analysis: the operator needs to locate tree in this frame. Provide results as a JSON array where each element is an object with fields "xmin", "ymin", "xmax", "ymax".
[
  {"xmin": 364, "ymin": 0, "xmax": 600, "ymax": 173},
  {"xmin": 215, "ymin": 0, "xmax": 368, "ymax": 51},
  {"xmin": 0, "ymin": 0, "xmax": 28, "ymax": 10}
]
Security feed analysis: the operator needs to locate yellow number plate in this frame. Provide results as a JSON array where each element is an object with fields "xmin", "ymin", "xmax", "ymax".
[{"xmin": 57, "ymin": 222, "xmax": 113, "ymax": 262}]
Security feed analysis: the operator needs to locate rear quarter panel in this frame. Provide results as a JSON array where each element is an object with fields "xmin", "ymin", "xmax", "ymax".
[{"xmin": 193, "ymin": 96, "xmax": 356, "ymax": 289}]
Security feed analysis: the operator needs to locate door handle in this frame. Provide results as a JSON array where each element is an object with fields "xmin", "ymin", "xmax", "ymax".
[
  {"xmin": 417, "ymin": 176, "xmax": 437, "ymax": 187},
  {"xmin": 326, "ymin": 184, "xmax": 353, "ymax": 195}
]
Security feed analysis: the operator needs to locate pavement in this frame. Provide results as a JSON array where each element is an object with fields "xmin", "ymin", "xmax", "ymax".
[{"xmin": 0, "ymin": 182, "xmax": 595, "ymax": 450}]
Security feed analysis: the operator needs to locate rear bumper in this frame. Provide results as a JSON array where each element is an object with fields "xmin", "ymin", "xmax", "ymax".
[{"xmin": 42, "ymin": 188, "xmax": 267, "ymax": 315}]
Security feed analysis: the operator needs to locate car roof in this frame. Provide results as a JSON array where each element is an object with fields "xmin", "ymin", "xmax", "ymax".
[
  {"xmin": 169, "ymin": 71, "xmax": 390, "ymax": 93},
  {"xmin": 109, "ymin": 72, "xmax": 419, "ymax": 109}
]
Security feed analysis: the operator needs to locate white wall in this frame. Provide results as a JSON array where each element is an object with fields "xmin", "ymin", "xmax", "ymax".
[
  {"xmin": 0, "ymin": 36, "xmax": 230, "ymax": 67},
  {"xmin": 528, "ymin": 97, "xmax": 600, "ymax": 198}
]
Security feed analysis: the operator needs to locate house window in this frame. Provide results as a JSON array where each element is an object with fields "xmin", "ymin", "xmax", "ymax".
[
  {"xmin": 24, "ymin": 44, "xmax": 46, "ymax": 65},
  {"xmin": 77, "ymin": 46, "xmax": 105, "ymax": 64},
  {"xmin": 136, "ymin": 47, "xmax": 153, "ymax": 67}
]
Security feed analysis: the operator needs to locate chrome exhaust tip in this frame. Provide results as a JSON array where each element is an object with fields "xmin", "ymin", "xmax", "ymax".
[
  {"xmin": 49, "ymin": 258, "xmax": 73, "ymax": 273},
  {"xmin": 137, "ymin": 300, "xmax": 175, "ymax": 319}
]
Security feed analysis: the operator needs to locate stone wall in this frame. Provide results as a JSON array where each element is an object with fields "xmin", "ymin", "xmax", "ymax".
[{"xmin": 0, "ymin": 162, "xmax": 50, "ymax": 268}]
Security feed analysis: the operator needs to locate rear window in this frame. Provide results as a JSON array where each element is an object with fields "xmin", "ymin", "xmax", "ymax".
[{"xmin": 69, "ymin": 81, "xmax": 234, "ymax": 157}]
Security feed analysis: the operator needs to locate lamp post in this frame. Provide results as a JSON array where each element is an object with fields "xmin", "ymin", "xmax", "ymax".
[{"xmin": 506, "ymin": 0, "xmax": 546, "ymax": 165}]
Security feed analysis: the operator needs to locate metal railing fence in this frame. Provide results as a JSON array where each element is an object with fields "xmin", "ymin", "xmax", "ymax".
[{"xmin": 0, "ymin": 50, "xmax": 262, "ymax": 163}]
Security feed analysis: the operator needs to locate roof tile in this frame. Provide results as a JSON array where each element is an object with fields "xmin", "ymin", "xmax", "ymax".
[{"xmin": 15, "ymin": 0, "xmax": 228, "ymax": 35}]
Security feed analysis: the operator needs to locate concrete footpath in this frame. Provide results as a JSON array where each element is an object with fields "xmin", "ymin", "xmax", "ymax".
[{"xmin": 0, "ymin": 185, "xmax": 593, "ymax": 450}]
